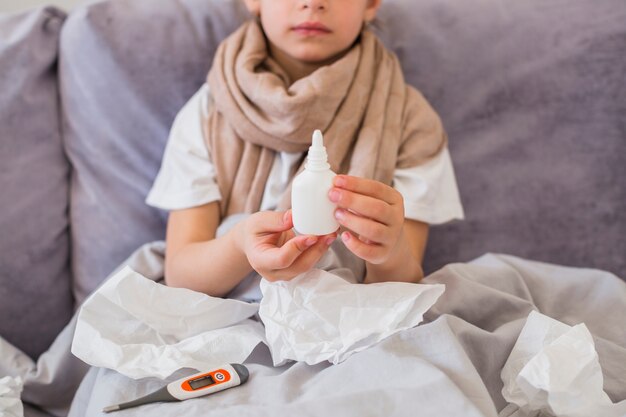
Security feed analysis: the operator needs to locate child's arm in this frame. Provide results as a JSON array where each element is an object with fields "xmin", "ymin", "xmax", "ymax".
[
  {"xmin": 329, "ymin": 175, "xmax": 427, "ymax": 284},
  {"xmin": 165, "ymin": 202, "xmax": 335, "ymax": 297},
  {"xmin": 165, "ymin": 202, "xmax": 249, "ymax": 296}
]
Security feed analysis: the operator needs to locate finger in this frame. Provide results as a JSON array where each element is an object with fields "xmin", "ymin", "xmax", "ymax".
[
  {"xmin": 329, "ymin": 188, "xmax": 394, "ymax": 226},
  {"xmin": 340, "ymin": 231, "xmax": 386, "ymax": 264},
  {"xmin": 282, "ymin": 209, "xmax": 294, "ymax": 228},
  {"xmin": 272, "ymin": 234, "xmax": 336, "ymax": 278},
  {"xmin": 334, "ymin": 208, "xmax": 390, "ymax": 245},
  {"xmin": 332, "ymin": 175, "xmax": 402, "ymax": 205},
  {"xmin": 262, "ymin": 235, "xmax": 320, "ymax": 270},
  {"xmin": 251, "ymin": 210, "xmax": 293, "ymax": 234},
  {"xmin": 277, "ymin": 228, "xmax": 296, "ymax": 247}
]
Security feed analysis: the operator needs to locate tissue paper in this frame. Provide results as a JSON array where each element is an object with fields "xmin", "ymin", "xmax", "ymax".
[
  {"xmin": 501, "ymin": 310, "xmax": 626, "ymax": 417},
  {"xmin": 0, "ymin": 376, "xmax": 23, "ymax": 417},
  {"xmin": 72, "ymin": 263, "xmax": 444, "ymax": 376},
  {"xmin": 72, "ymin": 266, "xmax": 265, "ymax": 379},
  {"xmin": 259, "ymin": 269, "xmax": 445, "ymax": 365}
]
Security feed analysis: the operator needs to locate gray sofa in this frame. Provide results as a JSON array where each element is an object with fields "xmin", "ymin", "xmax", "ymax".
[{"xmin": 0, "ymin": 0, "xmax": 624, "ymax": 415}]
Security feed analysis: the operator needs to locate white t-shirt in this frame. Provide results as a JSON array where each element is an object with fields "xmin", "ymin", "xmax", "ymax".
[{"xmin": 147, "ymin": 84, "xmax": 465, "ymax": 224}]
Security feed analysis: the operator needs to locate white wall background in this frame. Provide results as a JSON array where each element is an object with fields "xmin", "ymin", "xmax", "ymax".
[{"xmin": 0, "ymin": 0, "xmax": 84, "ymax": 13}]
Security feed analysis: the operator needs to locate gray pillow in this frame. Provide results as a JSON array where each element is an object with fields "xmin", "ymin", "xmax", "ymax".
[
  {"xmin": 0, "ymin": 7, "xmax": 72, "ymax": 359},
  {"xmin": 375, "ymin": 0, "xmax": 626, "ymax": 276},
  {"xmin": 60, "ymin": 0, "xmax": 250, "ymax": 303}
]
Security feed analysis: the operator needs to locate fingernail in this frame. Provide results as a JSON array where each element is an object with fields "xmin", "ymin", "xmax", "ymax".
[
  {"xmin": 305, "ymin": 237, "xmax": 318, "ymax": 247},
  {"xmin": 334, "ymin": 176, "xmax": 346, "ymax": 187},
  {"xmin": 328, "ymin": 189, "xmax": 341, "ymax": 203},
  {"xmin": 341, "ymin": 232, "xmax": 350, "ymax": 242},
  {"xmin": 325, "ymin": 236, "xmax": 336, "ymax": 245},
  {"xmin": 334, "ymin": 209, "xmax": 345, "ymax": 220}
]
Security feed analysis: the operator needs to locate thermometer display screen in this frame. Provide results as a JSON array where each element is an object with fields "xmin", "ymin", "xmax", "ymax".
[{"xmin": 189, "ymin": 375, "xmax": 216, "ymax": 390}]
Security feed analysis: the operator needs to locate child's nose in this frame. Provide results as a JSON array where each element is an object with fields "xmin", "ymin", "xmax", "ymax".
[{"xmin": 300, "ymin": 0, "xmax": 327, "ymax": 11}]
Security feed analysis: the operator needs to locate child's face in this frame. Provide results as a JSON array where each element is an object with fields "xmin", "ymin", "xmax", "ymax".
[{"xmin": 245, "ymin": 0, "xmax": 381, "ymax": 64}]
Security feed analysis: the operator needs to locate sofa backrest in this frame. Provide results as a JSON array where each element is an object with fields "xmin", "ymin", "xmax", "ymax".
[
  {"xmin": 60, "ymin": 0, "xmax": 251, "ymax": 303},
  {"xmin": 375, "ymin": 0, "xmax": 626, "ymax": 274},
  {"xmin": 0, "ymin": 7, "xmax": 72, "ymax": 359}
]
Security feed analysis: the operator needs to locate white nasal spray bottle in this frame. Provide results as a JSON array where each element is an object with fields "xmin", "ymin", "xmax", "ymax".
[{"xmin": 291, "ymin": 130, "xmax": 340, "ymax": 236}]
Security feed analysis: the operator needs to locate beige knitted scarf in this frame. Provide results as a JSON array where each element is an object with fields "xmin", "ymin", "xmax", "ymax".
[{"xmin": 204, "ymin": 20, "xmax": 446, "ymax": 218}]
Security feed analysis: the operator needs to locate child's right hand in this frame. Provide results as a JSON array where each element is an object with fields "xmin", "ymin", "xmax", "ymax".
[{"xmin": 235, "ymin": 210, "xmax": 336, "ymax": 282}]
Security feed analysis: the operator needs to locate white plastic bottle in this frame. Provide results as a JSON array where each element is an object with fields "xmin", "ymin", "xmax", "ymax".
[{"xmin": 291, "ymin": 130, "xmax": 340, "ymax": 236}]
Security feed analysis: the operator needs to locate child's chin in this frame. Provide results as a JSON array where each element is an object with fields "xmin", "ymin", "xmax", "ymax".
[{"xmin": 292, "ymin": 50, "xmax": 344, "ymax": 66}]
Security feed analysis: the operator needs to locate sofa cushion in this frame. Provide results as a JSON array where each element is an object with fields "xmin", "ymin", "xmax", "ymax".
[
  {"xmin": 0, "ymin": 7, "xmax": 72, "ymax": 359},
  {"xmin": 60, "ymin": 0, "xmax": 250, "ymax": 303},
  {"xmin": 375, "ymin": 0, "xmax": 626, "ymax": 276}
]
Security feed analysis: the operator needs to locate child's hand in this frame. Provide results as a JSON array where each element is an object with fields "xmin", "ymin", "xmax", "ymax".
[
  {"xmin": 236, "ymin": 210, "xmax": 336, "ymax": 282},
  {"xmin": 329, "ymin": 175, "xmax": 406, "ymax": 265}
]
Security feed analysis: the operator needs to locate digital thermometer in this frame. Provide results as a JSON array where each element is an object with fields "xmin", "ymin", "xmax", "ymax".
[{"xmin": 102, "ymin": 363, "xmax": 249, "ymax": 413}]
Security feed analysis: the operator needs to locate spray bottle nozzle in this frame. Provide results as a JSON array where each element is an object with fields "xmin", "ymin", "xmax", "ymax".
[
  {"xmin": 312, "ymin": 129, "xmax": 324, "ymax": 148},
  {"xmin": 306, "ymin": 130, "xmax": 330, "ymax": 170}
]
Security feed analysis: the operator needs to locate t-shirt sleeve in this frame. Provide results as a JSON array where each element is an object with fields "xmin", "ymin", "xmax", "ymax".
[
  {"xmin": 145, "ymin": 84, "xmax": 222, "ymax": 210},
  {"xmin": 392, "ymin": 88, "xmax": 464, "ymax": 224},
  {"xmin": 393, "ymin": 147, "xmax": 465, "ymax": 224}
]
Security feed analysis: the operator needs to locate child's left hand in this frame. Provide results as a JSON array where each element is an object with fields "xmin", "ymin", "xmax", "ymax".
[{"xmin": 328, "ymin": 175, "xmax": 406, "ymax": 265}]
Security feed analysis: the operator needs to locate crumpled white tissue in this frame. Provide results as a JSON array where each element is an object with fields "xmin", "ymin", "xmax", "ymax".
[
  {"xmin": 0, "ymin": 375, "xmax": 23, "ymax": 417},
  {"xmin": 501, "ymin": 310, "xmax": 626, "ymax": 417},
  {"xmin": 72, "ymin": 266, "xmax": 265, "ymax": 379},
  {"xmin": 259, "ymin": 269, "xmax": 445, "ymax": 366}
]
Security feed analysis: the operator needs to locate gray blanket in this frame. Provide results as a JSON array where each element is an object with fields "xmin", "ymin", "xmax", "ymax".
[{"xmin": 5, "ymin": 243, "xmax": 625, "ymax": 417}]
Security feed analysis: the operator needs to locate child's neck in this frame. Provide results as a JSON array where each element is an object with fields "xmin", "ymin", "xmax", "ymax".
[{"xmin": 268, "ymin": 43, "xmax": 350, "ymax": 85}]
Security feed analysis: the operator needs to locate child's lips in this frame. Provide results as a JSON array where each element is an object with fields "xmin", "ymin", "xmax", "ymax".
[{"xmin": 292, "ymin": 22, "xmax": 332, "ymax": 36}]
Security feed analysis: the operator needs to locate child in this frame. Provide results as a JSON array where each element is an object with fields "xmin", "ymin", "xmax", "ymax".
[{"xmin": 146, "ymin": 0, "xmax": 464, "ymax": 299}]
